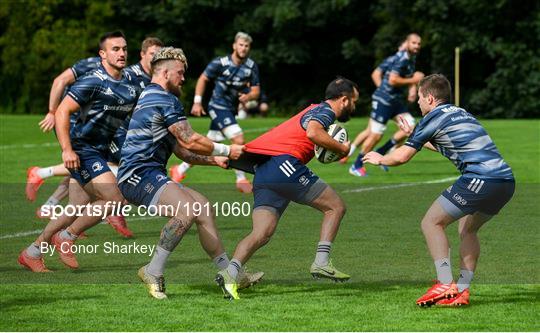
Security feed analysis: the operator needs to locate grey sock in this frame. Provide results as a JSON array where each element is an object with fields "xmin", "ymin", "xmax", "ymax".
[
  {"xmin": 434, "ymin": 257, "xmax": 453, "ymax": 284},
  {"xmin": 146, "ymin": 246, "xmax": 171, "ymax": 277},
  {"xmin": 227, "ymin": 259, "xmax": 242, "ymax": 281},
  {"xmin": 314, "ymin": 241, "xmax": 332, "ymax": 266},
  {"xmin": 213, "ymin": 252, "xmax": 230, "ymax": 270},
  {"xmin": 457, "ymin": 269, "xmax": 474, "ymax": 292},
  {"xmin": 26, "ymin": 243, "xmax": 42, "ymax": 258}
]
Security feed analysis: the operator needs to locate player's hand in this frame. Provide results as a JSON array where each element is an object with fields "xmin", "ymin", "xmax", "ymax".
[
  {"xmin": 362, "ymin": 151, "xmax": 383, "ymax": 165},
  {"xmin": 407, "ymin": 92, "xmax": 417, "ymax": 103},
  {"xmin": 214, "ymin": 156, "xmax": 229, "ymax": 169},
  {"xmin": 39, "ymin": 113, "xmax": 56, "ymax": 132},
  {"xmin": 339, "ymin": 141, "xmax": 351, "ymax": 157},
  {"xmin": 62, "ymin": 149, "xmax": 80, "ymax": 170},
  {"xmin": 191, "ymin": 103, "xmax": 206, "ymax": 117},
  {"xmin": 412, "ymin": 71, "xmax": 425, "ymax": 83},
  {"xmin": 228, "ymin": 144, "xmax": 245, "ymax": 160},
  {"xmin": 397, "ymin": 115, "xmax": 413, "ymax": 135},
  {"xmin": 238, "ymin": 93, "xmax": 250, "ymax": 104}
]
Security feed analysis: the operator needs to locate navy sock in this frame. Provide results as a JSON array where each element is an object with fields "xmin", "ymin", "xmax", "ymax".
[
  {"xmin": 375, "ymin": 138, "xmax": 397, "ymax": 155},
  {"xmin": 353, "ymin": 153, "xmax": 364, "ymax": 169}
]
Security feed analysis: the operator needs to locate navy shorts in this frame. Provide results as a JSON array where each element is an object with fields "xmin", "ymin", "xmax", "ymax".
[
  {"xmin": 70, "ymin": 146, "xmax": 111, "ymax": 186},
  {"xmin": 118, "ymin": 168, "xmax": 175, "ymax": 207},
  {"xmin": 370, "ymin": 98, "xmax": 408, "ymax": 125},
  {"xmin": 208, "ymin": 107, "xmax": 238, "ymax": 131},
  {"xmin": 107, "ymin": 140, "xmax": 121, "ymax": 164},
  {"xmin": 439, "ymin": 176, "xmax": 515, "ymax": 218},
  {"xmin": 253, "ymin": 155, "xmax": 328, "ymax": 216}
]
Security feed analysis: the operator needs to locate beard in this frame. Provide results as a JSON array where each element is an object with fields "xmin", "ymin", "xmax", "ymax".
[{"xmin": 337, "ymin": 107, "xmax": 352, "ymax": 122}]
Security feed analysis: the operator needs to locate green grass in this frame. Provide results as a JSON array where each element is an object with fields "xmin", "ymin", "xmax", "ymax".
[{"xmin": 0, "ymin": 115, "xmax": 539, "ymax": 331}]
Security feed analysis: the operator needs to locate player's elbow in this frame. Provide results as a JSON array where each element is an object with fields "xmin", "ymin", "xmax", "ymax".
[
  {"xmin": 306, "ymin": 129, "xmax": 318, "ymax": 142},
  {"xmin": 388, "ymin": 76, "xmax": 398, "ymax": 86}
]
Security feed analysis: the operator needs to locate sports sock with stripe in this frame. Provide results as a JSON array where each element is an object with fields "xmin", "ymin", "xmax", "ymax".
[{"xmin": 314, "ymin": 241, "xmax": 332, "ymax": 266}]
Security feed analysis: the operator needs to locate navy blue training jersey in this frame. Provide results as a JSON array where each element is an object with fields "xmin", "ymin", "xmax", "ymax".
[
  {"xmin": 125, "ymin": 62, "xmax": 152, "ymax": 89},
  {"xmin": 117, "ymin": 83, "xmax": 187, "ymax": 183},
  {"xmin": 67, "ymin": 65, "xmax": 142, "ymax": 152},
  {"xmin": 300, "ymin": 102, "xmax": 336, "ymax": 130},
  {"xmin": 71, "ymin": 57, "xmax": 102, "ymax": 80},
  {"xmin": 373, "ymin": 50, "xmax": 416, "ymax": 104},
  {"xmin": 405, "ymin": 104, "xmax": 514, "ymax": 180},
  {"xmin": 204, "ymin": 55, "xmax": 260, "ymax": 111}
]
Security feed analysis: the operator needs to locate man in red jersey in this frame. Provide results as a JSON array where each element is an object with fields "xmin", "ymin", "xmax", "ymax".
[{"xmin": 215, "ymin": 77, "xmax": 358, "ymax": 300}]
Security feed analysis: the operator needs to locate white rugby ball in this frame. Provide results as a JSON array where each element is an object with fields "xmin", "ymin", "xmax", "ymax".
[{"xmin": 314, "ymin": 124, "xmax": 348, "ymax": 164}]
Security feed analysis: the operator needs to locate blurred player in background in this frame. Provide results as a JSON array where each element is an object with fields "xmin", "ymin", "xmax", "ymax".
[
  {"xmin": 215, "ymin": 77, "xmax": 357, "ymax": 300},
  {"xmin": 237, "ymin": 89, "xmax": 269, "ymax": 119},
  {"xmin": 363, "ymin": 74, "xmax": 515, "ymax": 306},
  {"xmin": 349, "ymin": 33, "xmax": 424, "ymax": 177},
  {"xmin": 19, "ymin": 31, "xmax": 143, "ymax": 272},
  {"xmin": 118, "ymin": 47, "xmax": 262, "ymax": 299},
  {"xmin": 169, "ymin": 32, "xmax": 260, "ymax": 193}
]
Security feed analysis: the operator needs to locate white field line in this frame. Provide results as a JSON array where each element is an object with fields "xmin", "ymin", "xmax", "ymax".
[
  {"xmin": 0, "ymin": 176, "xmax": 457, "ymax": 240},
  {"xmin": 342, "ymin": 176, "xmax": 457, "ymax": 193},
  {"xmin": 0, "ymin": 127, "xmax": 271, "ymax": 150}
]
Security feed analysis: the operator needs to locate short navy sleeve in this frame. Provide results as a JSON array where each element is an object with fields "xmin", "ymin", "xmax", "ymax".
[
  {"xmin": 163, "ymin": 96, "xmax": 187, "ymax": 128},
  {"xmin": 377, "ymin": 56, "xmax": 393, "ymax": 73},
  {"xmin": 250, "ymin": 62, "xmax": 260, "ymax": 87},
  {"xmin": 404, "ymin": 116, "xmax": 437, "ymax": 151},
  {"xmin": 203, "ymin": 58, "xmax": 222, "ymax": 80},
  {"xmin": 71, "ymin": 57, "xmax": 101, "ymax": 79},
  {"xmin": 301, "ymin": 104, "xmax": 336, "ymax": 130}
]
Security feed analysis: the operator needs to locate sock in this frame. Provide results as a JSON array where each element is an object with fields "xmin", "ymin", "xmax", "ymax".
[
  {"xmin": 26, "ymin": 243, "xmax": 42, "ymax": 258},
  {"xmin": 60, "ymin": 229, "xmax": 77, "ymax": 240},
  {"xmin": 235, "ymin": 170, "xmax": 246, "ymax": 181},
  {"xmin": 227, "ymin": 259, "xmax": 242, "ymax": 281},
  {"xmin": 375, "ymin": 138, "xmax": 397, "ymax": 155},
  {"xmin": 108, "ymin": 165, "xmax": 118, "ymax": 177},
  {"xmin": 146, "ymin": 246, "xmax": 171, "ymax": 276},
  {"xmin": 36, "ymin": 167, "xmax": 54, "ymax": 179},
  {"xmin": 314, "ymin": 241, "xmax": 332, "ymax": 266},
  {"xmin": 43, "ymin": 196, "xmax": 60, "ymax": 207},
  {"xmin": 348, "ymin": 144, "xmax": 357, "ymax": 157},
  {"xmin": 457, "ymin": 269, "xmax": 474, "ymax": 292},
  {"xmin": 213, "ymin": 252, "xmax": 230, "ymax": 270},
  {"xmin": 434, "ymin": 257, "xmax": 453, "ymax": 284},
  {"xmin": 177, "ymin": 162, "xmax": 191, "ymax": 174},
  {"xmin": 353, "ymin": 153, "xmax": 364, "ymax": 169}
]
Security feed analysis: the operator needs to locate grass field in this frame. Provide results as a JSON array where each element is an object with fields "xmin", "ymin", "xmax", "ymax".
[{"xmin": 0, "ymin": 115, "xmax": 539, "ymax": 331}]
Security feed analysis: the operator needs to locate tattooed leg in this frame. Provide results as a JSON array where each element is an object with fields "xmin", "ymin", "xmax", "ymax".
[{"xmin": 146, "ymin": 217, "xmax": 193, "ymax": 277}]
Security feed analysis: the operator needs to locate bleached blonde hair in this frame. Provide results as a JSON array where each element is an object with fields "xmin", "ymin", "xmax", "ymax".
[{"xmin": 151, "ymin": 47, "xmax": 188, "ymax": 73}]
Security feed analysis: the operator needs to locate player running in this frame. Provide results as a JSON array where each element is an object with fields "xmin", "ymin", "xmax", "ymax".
[
  {"xmin": 169, "ymin": 32, "xmax": 260, "ymax": 193},
  {"xmin": 349, "ymin": 33, "xmax": 424, "ymax": 177},
  {"xmin": 18, "ymin": 31, "xmax": 143, "ymax": 272},
  {"xmin": 363, "ymin": 74, "xmax": 515, "ymax": 307},
  {"xmin": 117, "ymin": 47, "xmax": 262, "ymax": 299},
  {"xmin": 215, "ymin": 77, "xmax": 357, "ymax": 300}
]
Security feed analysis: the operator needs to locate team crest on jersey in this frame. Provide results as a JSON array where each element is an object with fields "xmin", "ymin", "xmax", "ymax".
[
  {"xmin": 128, "ymin": 86, "xmax": 137, "ymax": 97},
  {"xmin": 156, "ymin": 174, "xmax": 167, "ymax": 182},
  {"xmin": 92, "ymin": 161, "xmax": 104, "ymax": 172}
]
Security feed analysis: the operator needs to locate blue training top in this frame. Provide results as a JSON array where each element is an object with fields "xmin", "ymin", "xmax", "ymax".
[{"xmin": 405, "ymin": 104, "xmax": 514, "ymax": 180}]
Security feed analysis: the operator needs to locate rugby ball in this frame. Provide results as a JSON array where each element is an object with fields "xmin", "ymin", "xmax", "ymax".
[{"xmin": 314, "ymin": 124, "xmax": 348, "ymax": 164}]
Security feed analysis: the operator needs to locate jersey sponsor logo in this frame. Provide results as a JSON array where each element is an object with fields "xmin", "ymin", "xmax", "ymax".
[
  {"xmin": 92, "ymin": 161, "xmax": 104, "ymax": 173},
  {"xmin": 103, "ymin": 104, "xmax": 133, "ymax": 112},
  {"xmin": 104, "ymin": 87, "xmax": 114, "ymax": 96}
]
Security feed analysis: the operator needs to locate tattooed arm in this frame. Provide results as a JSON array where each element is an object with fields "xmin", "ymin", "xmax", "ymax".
[
  {"xmin": 168, "ymin": 120, "xmax": 244, "ymax": 159},
  {"xmin": 173, "ymin": 144, "xmax": 228, "ymax": 168}
]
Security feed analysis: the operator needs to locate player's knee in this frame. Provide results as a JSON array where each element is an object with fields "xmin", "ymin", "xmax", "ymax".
[{"xmin": 331, "ymin": 200, "xmax": 347, "ymax": 220}]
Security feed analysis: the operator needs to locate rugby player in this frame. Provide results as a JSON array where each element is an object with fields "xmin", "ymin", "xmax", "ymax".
[
  {"xmin": 350, "ymin": 33, "xmax": 424, "ymax": 176},
  {"xmin": 18, "ymin": 31, "xmax": 142, "ymax": 272},
  {"xmin": 215, "ymin": 77, "xmax": 357, "ymax": 300},
  {"xmin": 363, "ymin": 74, "xmax": 515, "ymax": 306},
  {"xmin": 117, "ymin": 47, "xmax": 262, "ymax": 299},
  {"xmin": 169, "ymin": 32, "xmax": 260, "ymax": 193}
]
